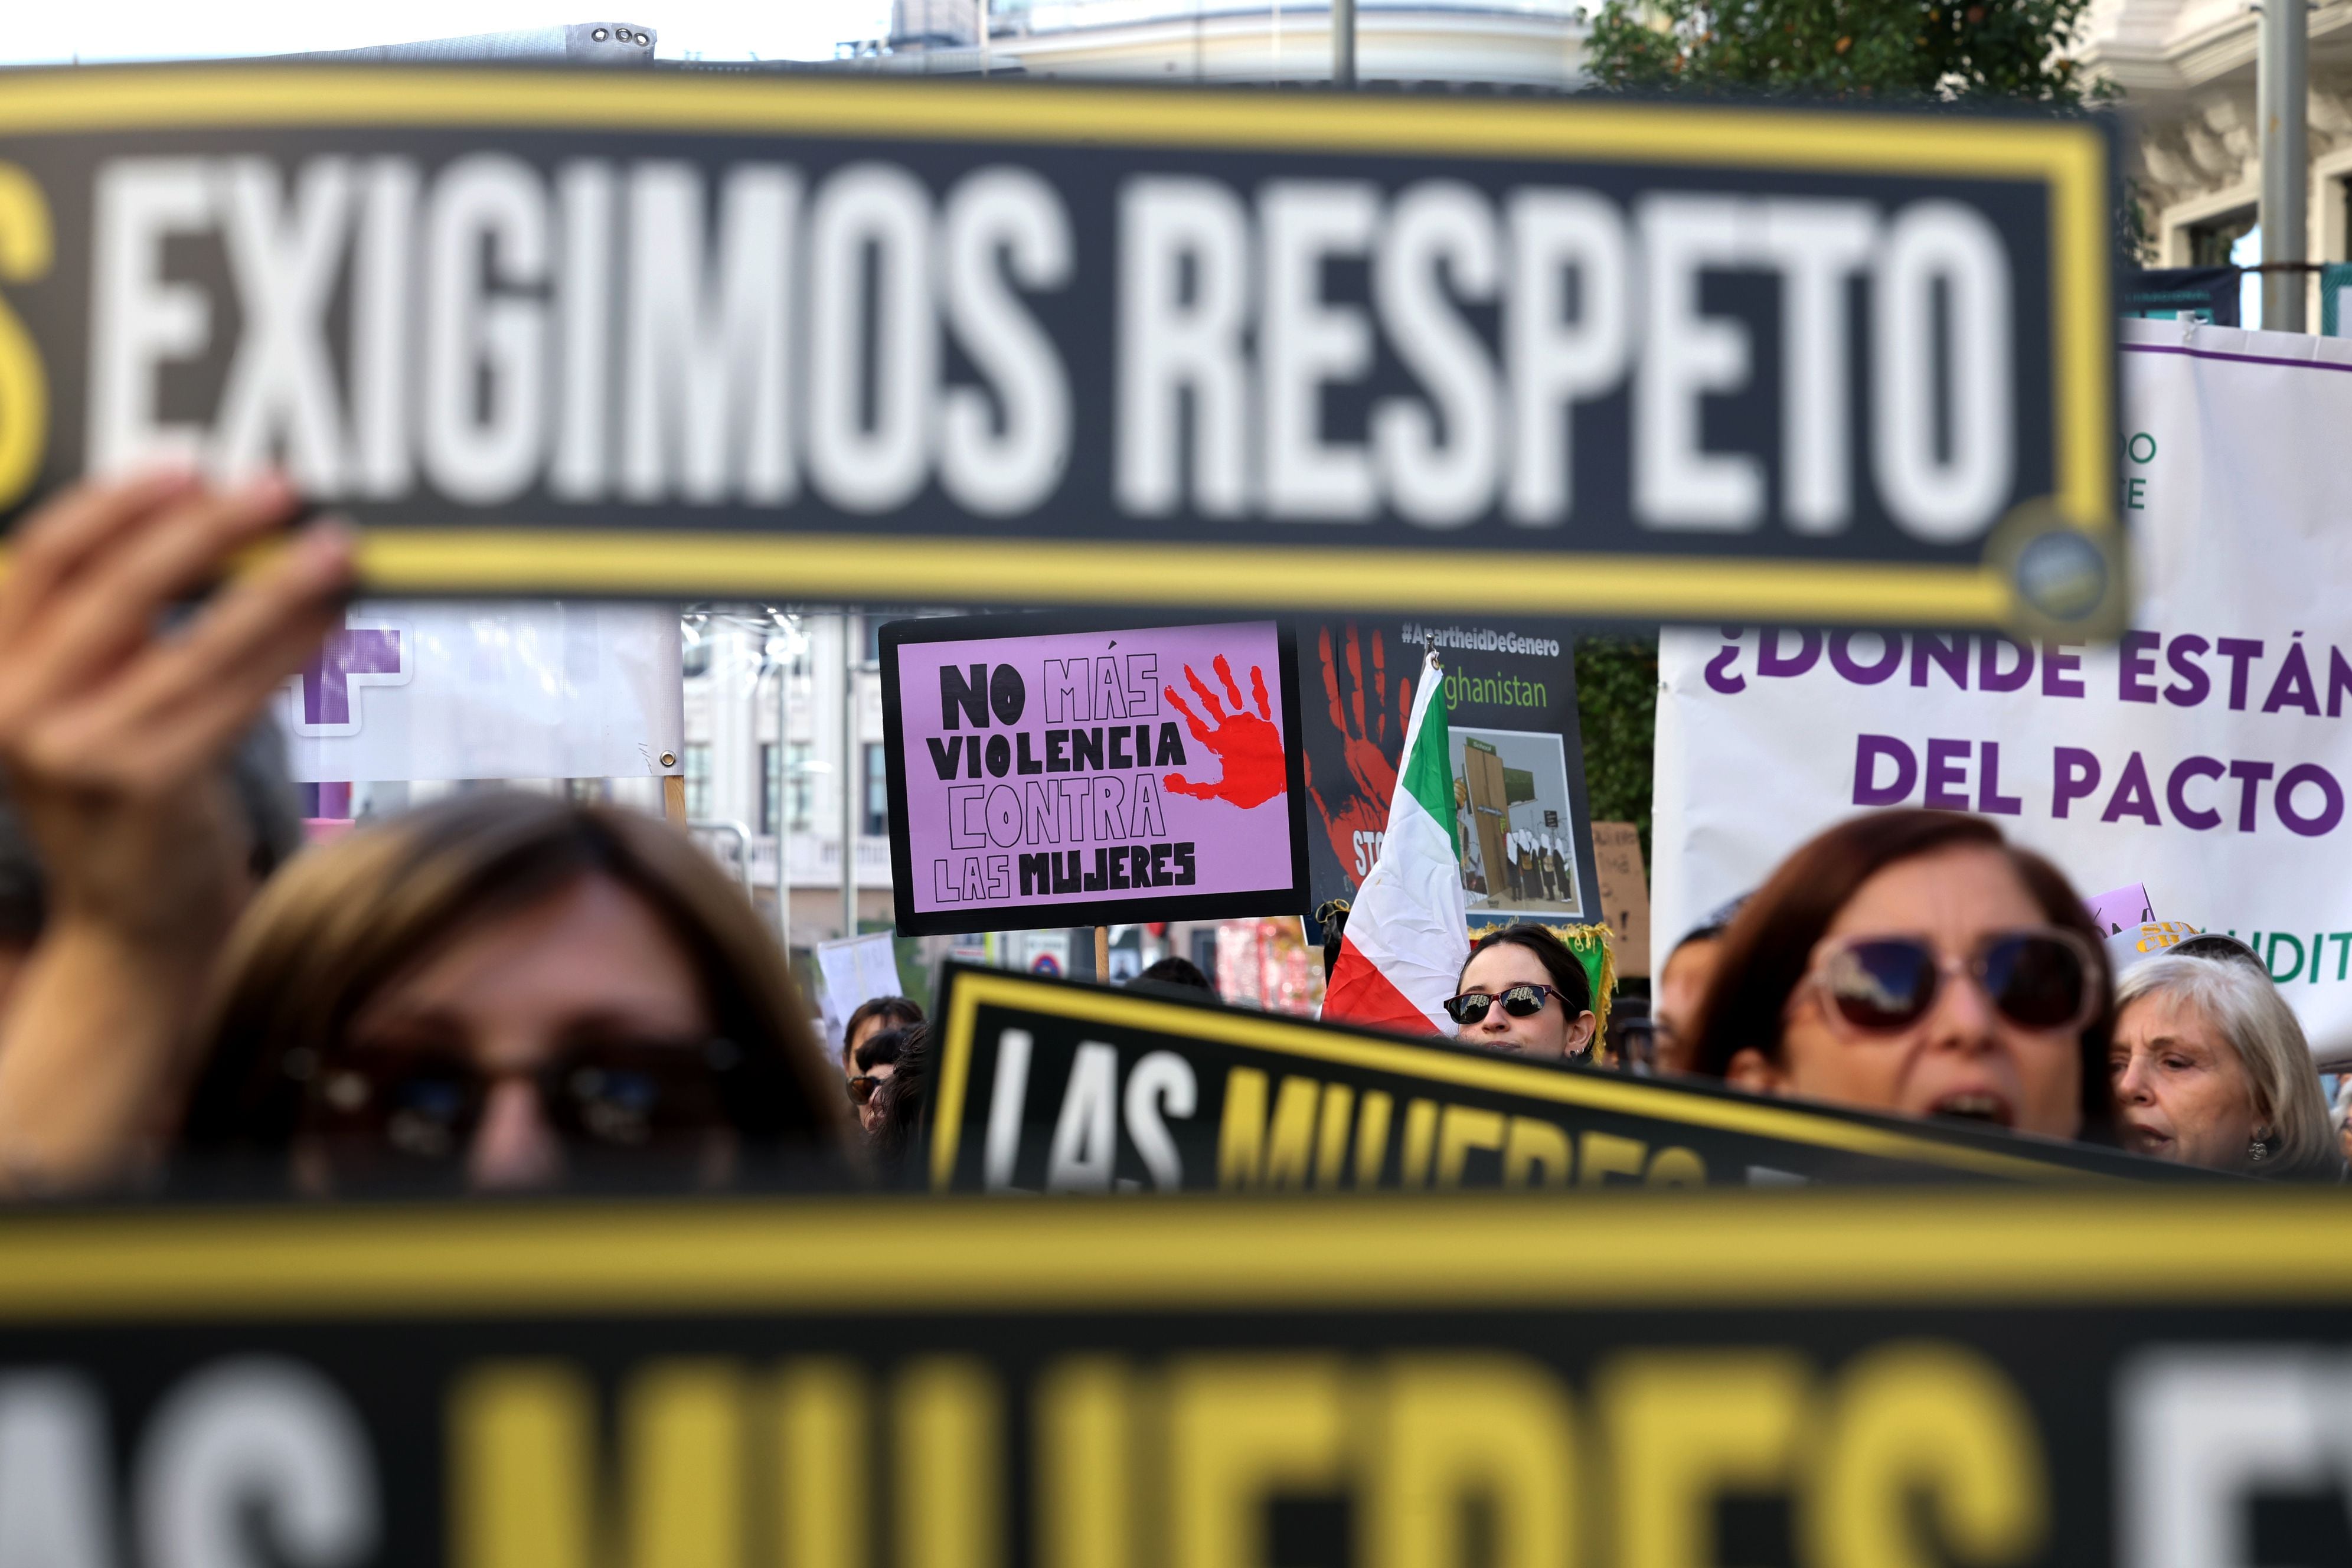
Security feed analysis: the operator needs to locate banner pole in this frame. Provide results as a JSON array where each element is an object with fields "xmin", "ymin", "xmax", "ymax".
[
  {"xmin": 1095, "ymin": 926, "xmax": 1111, "ymax": 980},
  {"xmin": 842, "ymin": 610, "xmax": 859, "ymax": 943}
]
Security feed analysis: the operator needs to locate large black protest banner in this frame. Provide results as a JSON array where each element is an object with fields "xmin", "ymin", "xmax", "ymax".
[
  {"xmin": 927, "ymin": 964, "xmax": 2191, "ymax": 1190},
  {"xmin": 0, "ymin": 1190, "xmax": 2345, "ymax": 1567},
  {"xmin": 0, "ymin": 68, "xmax": 2119, "ymax": 630},
  {"xmin": 1296, "ymin": 616, "xmax": 1596, "ymax": 939}
]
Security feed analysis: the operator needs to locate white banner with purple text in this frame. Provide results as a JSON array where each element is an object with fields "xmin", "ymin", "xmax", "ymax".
[
  {"xmin": 278, "ymin": 602, "xmax": 684, "ymax": 784},
  {"xmin": 1657, "ymin": 319, "xmax": 2352, "ymax": 1059}
]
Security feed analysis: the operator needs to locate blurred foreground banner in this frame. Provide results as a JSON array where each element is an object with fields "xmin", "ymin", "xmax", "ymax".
[
  {"xmin": 1658, "ymin": 321, "xmax": 2352, "ymax": 1060},
  {"xmin": 0, "ymin": 1191, "xmax": 2345, "ymax": 1565},
  {"xmin": 0, "ymin": 68, "xmax": 2119, "ymax": 631},
  {"xmin": 925, "ymin": 965, "xmax": 2183, "ymax": 1189}
]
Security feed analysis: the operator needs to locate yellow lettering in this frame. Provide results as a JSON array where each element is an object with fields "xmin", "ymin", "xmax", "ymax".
[
  {"xmin": 1502, "ymin": 1118, "xmax": 1574, "ymax": 1188},
  {"xmin": 623, "ymin": 1363, "xmax": 744, "ymax": 1568},
  {"xmin": 1037, "ymin": 1358, "xmax": 1132, "ymax": 1568},
  {"xmin": 1400, "ymin": 1099, "xmax": 1440, "ymax": 1187},
  {"xmin": 0, "ymin": 163, "xmax": 53, "ymax": 511},
  {"xmin": 776, "ymin": 1360, "xmax": 867, "ymax": 1568},
  {"xmin": 896, "ymin": 1358, "xmax": 1003, "ymax": 1568},
  {"xmin": 1314, "ymin": 1084, "xmax": 1355, "ymax": 1191},
  {"xmin": 1603, "ymin": 1351, "xmax": 1807, "ymax": 1568},
  {"xmin": 1644, "ymin": 1147, "xmax": 1708, "ymax": 1187},
  {"xmin": 1435, "ymin": 1106, "xmax": 1507, "ymax": 1187},
  {"xmin": 1368, "ymin": 1356, "xmax": 1580, "ymax": 1568},
  {"xmin": 1804, "ymin": 1342, "xmax": 2047, "ymax": 1568},
  {"xmin": 1168, "ymin": 1357, "xmax": 1345, "ymax": 1568},
  {"xmin": 1217, "ymin": 1068, "xmax": 1321, "ymax": 1190},
  {"xmin": 449, "ymin": 1363, "xmax": 594, "ymax": 1568},
  {"xmin": 1353, "ymin": 1090, "xmax": 1394, "ymax": 1187},
  {"xmin": 1578, "ymin": 1131, "xmax": 1648, "ymax": 1187}
]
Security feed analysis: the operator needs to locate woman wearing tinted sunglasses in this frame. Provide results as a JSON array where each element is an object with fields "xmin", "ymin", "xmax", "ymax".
[
  {"xmin": 1446, "ymin": 925, "xmax": 1598, "ymax": 1060},
  {"xmin": 175, "ymin": 792, "xmax": 852, "ymax": 1191},
  {"xmin": 1688, "ymin": 810, "xmax": 2116, "ymax": 1141}
]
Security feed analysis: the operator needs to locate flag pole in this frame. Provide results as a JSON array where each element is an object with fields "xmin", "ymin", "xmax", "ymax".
[{"xmin": 1095, "ymin": 926, "xmax": 1111, "ymax": 981}]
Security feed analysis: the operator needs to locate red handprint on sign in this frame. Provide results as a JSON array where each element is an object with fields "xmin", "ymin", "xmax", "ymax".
[
  {"xmin": 1164, "ymin": 655, "xmax": 1288, "ymax": 809},
  {"xmin": 1302, "ymin": 625, "xmax": 1416, "ymax": 886}
]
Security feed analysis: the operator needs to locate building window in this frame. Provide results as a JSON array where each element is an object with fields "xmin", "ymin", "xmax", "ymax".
[
  {"xmin": 683, "ymin": 743, "xmax": 711, "ymax": 821},
  {"xmin": 2186, "ymin": 208, "xmax": 2261, "ymax": 324},
  {"xmin": 787, "ymin": 741, "xmax": 814, "ymax": 832},
  {"xmin": 863, "ymin": 741, "xmax": 890, "ymax": 837},
  {"xmin": 2187, "ymin": 207, "xmax": 2255, "ymax": 267}
]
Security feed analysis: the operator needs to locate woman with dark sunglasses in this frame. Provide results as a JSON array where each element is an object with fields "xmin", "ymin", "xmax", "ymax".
[
  {"xmin": 1447, "ymin": 925, "xmax": 1598, "ymax": 1060},
  {"xmin": 177, "ymin": 792, "xmax": 853, "ymax": 1191},
  {"xmin": 1688, "ymin": 810, "xmax": 2116, "ymax": 1142}
]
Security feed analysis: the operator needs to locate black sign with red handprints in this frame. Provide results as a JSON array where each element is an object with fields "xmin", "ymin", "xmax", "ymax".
[{"xmin": 1295, "ymin": 618, "xmax": 1596, "ymax": 946}]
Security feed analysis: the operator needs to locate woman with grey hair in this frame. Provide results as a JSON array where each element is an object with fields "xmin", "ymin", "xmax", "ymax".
[{"xmin": 2111, "ymin": 954, "xmax": 2342, "ymax": 1178}]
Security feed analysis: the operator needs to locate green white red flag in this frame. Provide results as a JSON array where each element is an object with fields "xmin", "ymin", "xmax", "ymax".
[{"xmin": 1321, "ymin": 654, "xmax": 1468, "ymax": 1034}]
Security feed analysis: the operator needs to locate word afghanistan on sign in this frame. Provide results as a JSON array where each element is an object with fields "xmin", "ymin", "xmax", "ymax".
[
  {"xmin": 881, "ymin": 614, "xmax": 1311, "ymax": 934},
  {"xmin": 1, "ymin": 1191, "xmax": 2347, "ymax": 1567},
  {"xmin": 923, "ymin": 965, "xmax": 2194, "ymax": 1190},
  {"xmin": 0, "ymin": 68, "xmax": 2120, "ymax": 631}
]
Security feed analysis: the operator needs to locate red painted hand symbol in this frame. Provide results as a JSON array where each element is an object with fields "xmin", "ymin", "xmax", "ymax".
[
  {"xmin": 1164, "ymin": 655, "xmax": 1288, "ymax": 809},
  {"xmin": 1303, "ymin": 625, "xmax": 1415, "ymax": 884}
]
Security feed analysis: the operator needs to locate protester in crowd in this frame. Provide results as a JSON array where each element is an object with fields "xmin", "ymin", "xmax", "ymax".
[
  {"xmin": 1446, "ymin": 924, "xmax": 1598, "ymax": 1060},
  {"xmin": 1654, "ymin": 899, "xmax": 1745, "ymax": 1077},
  {"xmin": 2111, "ymin": 954, "xmax": 2341, "ymax": 1178},
  {"xmin": 174, "ymin": 791, "xmax": 851, "ymax": 1190},
  {"xmin": 841, "ymin": 995, "xmax": 922, "ymax": 1083},
  {"xmin": 851, "ymin": 1023, "xmax": 921, "ymax": 1138},
  {"xmin": 864, "ymin": 1033, "xmax": 930, "ymax": 1171},
  {"xmin": 1129, "ymin": 955, "xmax": 1217, "ymax": 999},
  {"xmin": 1689, "ymin": 810, "xmax": 2114, "ymax": 1141},
  {"xmin": 0, "ymin": 472, "xmax": 355, "ymax": 1191},
  {"xmin": 1316, "ymin": 900, "xmax": 1351, "ymax": 984},
  {"xmin": 2336, "ymin": 1079, "xmax": 2352, "ymax": 1168}
]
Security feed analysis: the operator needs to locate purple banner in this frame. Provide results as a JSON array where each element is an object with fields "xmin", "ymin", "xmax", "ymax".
[{"xmin": 884, "ymin": 619, "xmax": 1306, "ymax": 934}]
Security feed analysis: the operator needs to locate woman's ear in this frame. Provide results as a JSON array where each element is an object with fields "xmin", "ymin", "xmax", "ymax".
[
  {"xmin": 1724, "ymin": 1048, "xmax": 1786, "ymax": 1096},
  {"xmin": 1567, "ymin": 1010, "xmax": 1598, "ymax": 1051}
]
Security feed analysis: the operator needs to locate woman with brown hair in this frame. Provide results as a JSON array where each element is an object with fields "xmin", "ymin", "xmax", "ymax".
[
  {"xmin": 179, "ymin": 791, "xmax": 852, "ymax": 1191},
  {"xmin": 1688, "ymin": 809, "xmax": 2116, "ymax": 1142}
]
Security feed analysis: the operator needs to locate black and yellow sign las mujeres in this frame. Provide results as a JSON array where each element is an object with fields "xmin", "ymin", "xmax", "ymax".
[
  {"xmin": 927, "ymin": 965, "xmax": 2191, "ymax": 1190},
  {"xmin": 0, "ymin": 67, "xmax": 2118, "ymax": 630},
  {"xmin": 0, "ymin": 1191, "xmax": 2349, "ymax": 1566}
]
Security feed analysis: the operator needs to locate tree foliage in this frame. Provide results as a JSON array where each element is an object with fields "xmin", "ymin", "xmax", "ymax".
[
  {"xmin": 1574, "ymin": 636, "xmax": 1660, "ymax": 867},
  {"xmin": 1582, "ymin": 0, "xmax": 2104, "ymax": 102}
]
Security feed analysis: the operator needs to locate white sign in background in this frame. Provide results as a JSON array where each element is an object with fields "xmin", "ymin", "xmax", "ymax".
[
  {"xmin": 1657, "ymin": 319, "xmax": 2352, "ymax": 1060},
  {"xmin": 278, "ymin": 601, "xmax": 684, "ymax": 783}
]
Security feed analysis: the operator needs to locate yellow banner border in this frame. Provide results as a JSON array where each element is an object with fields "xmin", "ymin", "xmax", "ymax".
[{"xmin": 0, "ymin": 1190, "xmax": 2339, "ymax": 1321}]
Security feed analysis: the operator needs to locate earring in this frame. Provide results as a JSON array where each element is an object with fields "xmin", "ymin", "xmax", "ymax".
[{"xmin": 2249, "ymin": 1128, "xmax": 2272, "ymax": 1164}]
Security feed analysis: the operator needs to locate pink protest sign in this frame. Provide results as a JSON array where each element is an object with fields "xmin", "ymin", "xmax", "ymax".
[
  {"xmin": 2085, "ymin": 882, "xmax": 2154, "ymax": 937},
  {"xmin": 881, "ymin": 615, "xmax": 1309, "ymax": 936}
]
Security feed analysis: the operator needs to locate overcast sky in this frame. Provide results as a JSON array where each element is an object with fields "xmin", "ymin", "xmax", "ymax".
[{"xmin": 0, "ymin": 1, "xmax": 896, "ymax": 66}]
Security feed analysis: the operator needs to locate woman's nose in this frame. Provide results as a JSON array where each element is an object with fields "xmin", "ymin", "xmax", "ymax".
[
  {"xmin": 1924, "ymin": 965, "xmax": 2001, "ymax": 1050},
  {"xmin": 469, "ymin": 1079, "xmax": 563, "ymax": 1191},
  {"xmin": 2113, "ymin": 1053, "xmax": 2154, "ymax": 1102}
]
